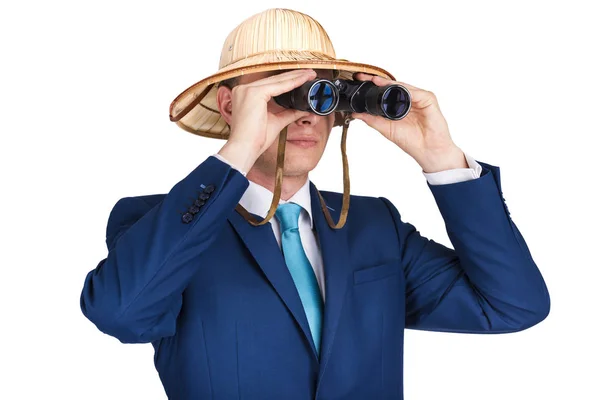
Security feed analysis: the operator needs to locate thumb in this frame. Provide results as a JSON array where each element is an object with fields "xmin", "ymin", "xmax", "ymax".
[
  {"xmin": 351, "ymin": 112, "xmax": 383, "ymax": 132},
  {"xmin": 274, "ymin": 109, "xmax": 312, "ymax": 129},
  {"xmin": 352, "ymin": 112, "xmax": 373, "ymax": 124}
]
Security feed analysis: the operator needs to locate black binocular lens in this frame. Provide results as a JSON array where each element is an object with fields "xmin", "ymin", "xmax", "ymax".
[
  {"xmin": 274, "ymin": 79, "xmax": 339, "ymax": 115},
  {"xmin": 376, "ymin": 85, "xmax": 410, "ymax": 119},
  {"xmin": 273, "ymin": 76, "xmax": 411, "ymax": 121},
  {"xmin": 309, "ymin": 80, "xmax": 337, "ymax": 114}
]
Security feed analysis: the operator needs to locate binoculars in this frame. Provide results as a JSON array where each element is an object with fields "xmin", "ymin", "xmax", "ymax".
[{"xmin": 274, "ymin": 78, "xmax": 412, "ymax": 121}]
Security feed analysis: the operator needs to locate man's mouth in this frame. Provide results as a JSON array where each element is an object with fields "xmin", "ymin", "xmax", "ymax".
[{"xmin": 287, "ymin": 139, "xmax": 317, "ymax": 148}]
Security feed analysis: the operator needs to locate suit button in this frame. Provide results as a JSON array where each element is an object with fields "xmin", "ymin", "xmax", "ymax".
[
  {"xmin": 189, "ymin": 205, "xmax": 200, "ymax": 214},
  {"xmin": 199, "ymin": 192, "xmax": 210, "ymax": 200},
  {"xmin": 182, "ymin": 212, "xmax": 193, "ymax": 223},
  {"xmin": 194, "ymin": 199, "xmax": 206, "ymax": 207},
  {"xmin": 204, "ymin": 184, "xmax": 215, "ymax": 193}
]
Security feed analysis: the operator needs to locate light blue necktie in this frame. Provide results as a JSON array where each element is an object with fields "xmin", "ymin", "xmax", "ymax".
[{"xmin": 275, "ymin": 202, "xmax": 324, "ymax": 356}]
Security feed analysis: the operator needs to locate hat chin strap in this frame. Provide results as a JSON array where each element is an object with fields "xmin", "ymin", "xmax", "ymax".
[{"xmin": 235, "ymin": 118, "xmax": 351, "ymax": 230}]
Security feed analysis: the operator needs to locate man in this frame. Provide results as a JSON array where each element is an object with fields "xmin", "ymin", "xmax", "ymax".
[{"xmin": 80, "ymin": 8, "xmax": 550, "ymax": 399}]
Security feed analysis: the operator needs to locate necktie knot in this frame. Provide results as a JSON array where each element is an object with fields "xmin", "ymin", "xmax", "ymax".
[{"xmin": 275, "ymin": 202, "xmax": 302, "ymax": 232}]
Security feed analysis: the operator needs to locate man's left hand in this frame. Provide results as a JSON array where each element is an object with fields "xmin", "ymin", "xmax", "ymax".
[{"xmin": 351, "ymin": 73, "xmax": 468, "ymax": 173}]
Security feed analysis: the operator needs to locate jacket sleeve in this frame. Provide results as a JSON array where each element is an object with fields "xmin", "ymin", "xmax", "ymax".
[
  {"xmin": 80, "ymin": 156, "xmax": 249, "ymax": 343},
  {"xmin": 380, "ymin": 161, "xmax": 550, "ymax": 333}
]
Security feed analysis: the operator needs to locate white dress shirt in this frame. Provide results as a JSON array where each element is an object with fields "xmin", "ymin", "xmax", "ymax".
[{"xmin": 212, "ymin": 152, "xmax": 483, "ymax": 301}]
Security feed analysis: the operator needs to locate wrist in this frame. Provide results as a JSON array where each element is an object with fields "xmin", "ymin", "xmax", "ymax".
[
  {"xmin": 419, "ymin": 146, "xmax": 468, "ymax": 173},
  {"xmin": 218, "ymin": 141, "xmax": 259, "ymax": 174}
]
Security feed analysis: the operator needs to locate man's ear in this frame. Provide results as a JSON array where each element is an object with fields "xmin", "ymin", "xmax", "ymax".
[{"xmin": 216, "ymin": 85, "xmax": 233, "ymax": 125}]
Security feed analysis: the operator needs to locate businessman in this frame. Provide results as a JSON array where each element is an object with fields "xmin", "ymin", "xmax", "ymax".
[{"xmin": 80, "ymin": 8, "xmax": 550, "ymax": 399}]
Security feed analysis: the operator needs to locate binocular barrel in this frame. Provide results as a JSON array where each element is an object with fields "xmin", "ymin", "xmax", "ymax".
[{"xmin": 274, "ymin": 78, "xmax": 412, "ymax": 121}]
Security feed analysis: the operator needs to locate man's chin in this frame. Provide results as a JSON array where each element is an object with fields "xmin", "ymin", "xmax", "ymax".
[{"xmin": 283, "ymin": 162, "xmax": 316, "ymax": 177}]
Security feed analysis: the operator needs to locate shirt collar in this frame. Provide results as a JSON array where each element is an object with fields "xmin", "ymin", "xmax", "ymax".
[{"xmin": 239, "ymin": 177, "xmax": 313, "ymax": 229}]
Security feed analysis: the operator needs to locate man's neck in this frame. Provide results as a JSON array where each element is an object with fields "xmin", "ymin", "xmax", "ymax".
[{"xmin": 246, "ymin": 169, "xmax": 308, "ymax": 201}]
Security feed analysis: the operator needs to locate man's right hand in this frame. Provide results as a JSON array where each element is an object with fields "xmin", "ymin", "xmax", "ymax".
[{"xmin": 217, "ymin": 69, "xmax": 317, "ymax": 173}]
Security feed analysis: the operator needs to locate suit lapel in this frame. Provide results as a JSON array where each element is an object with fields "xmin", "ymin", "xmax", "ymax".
[
  {"xmin": 227, "ymin": 208, "xmax": 320, "ymax": 363},
  {"xmin": 227, "ymin": 181, "xmax": 352, "ymax": 379},
  {"xmin": 309, "ymin": 182, "xmax": 351, "ymax": 383}
]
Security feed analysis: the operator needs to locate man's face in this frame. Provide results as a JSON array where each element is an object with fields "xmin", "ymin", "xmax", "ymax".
[{"xmin": 235, "ymin": 68, "xmax": 336, "ymax": 178}]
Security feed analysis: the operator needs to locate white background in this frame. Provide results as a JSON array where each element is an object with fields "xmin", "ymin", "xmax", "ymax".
[{"xmin": 1, "ymin": 0, "xmax": 598, "ymax": 399}]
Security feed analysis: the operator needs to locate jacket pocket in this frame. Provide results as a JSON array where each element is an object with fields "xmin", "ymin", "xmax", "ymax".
[{"xmin": 353, "ymin": 260, "xmax": 400, "ymax": 285}]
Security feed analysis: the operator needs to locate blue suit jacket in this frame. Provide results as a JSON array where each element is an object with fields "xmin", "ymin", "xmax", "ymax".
[{"xmin": 80, "ymin": 155, "xmax": 550, "ymax": 399}]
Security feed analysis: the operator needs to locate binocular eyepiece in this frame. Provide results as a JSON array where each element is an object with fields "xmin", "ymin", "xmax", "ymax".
[{"xmin": 274, "ymin": 78, "xmax": 412, "ymax": 121}]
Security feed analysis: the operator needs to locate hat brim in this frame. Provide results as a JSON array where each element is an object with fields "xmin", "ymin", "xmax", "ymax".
[{"xmin": 169, "ymin": 52, "xmax": 396, "ymax": 139}]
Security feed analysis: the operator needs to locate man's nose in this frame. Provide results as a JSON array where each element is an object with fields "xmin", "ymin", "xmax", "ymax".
[{"xmin": 295, "ymin": 112, "xmax": 320, "ymax": 126}]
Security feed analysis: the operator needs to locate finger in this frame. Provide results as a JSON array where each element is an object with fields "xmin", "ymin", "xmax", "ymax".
[
  {"xmin": 245, "ymin": 69, "xmax": 315, "ymax": 88},
  {"xmin": 260, "ymin": 70, "xmax": 317, "ymax": 99},
  {"xmin": 352, "ymin": 72, "xmax": 375, "ymax": 82},
  {"xmin": 381, "ymin": 78, "xmax": 421, "ymax": 92},
  {"xmin": 353, "ymin": 72, "xmax": 396, "ymax": 85},
  {"xmin": 351, "ymin": 112, "xmax": 374, "ymax": 124},
  {"xmin": 353, "ymin": 72, "xmax": 422, "ymax": 92},
  {"xmin": 273, "ymin": 108, "xmax": 312, "ymax": 128},
  {"xmin": 350, "ymin": 112, "xmax": 386, "ymax": 135},
  {"xmin": 353, "ymin": 73, "xmax": 398, "ymax": 88}
]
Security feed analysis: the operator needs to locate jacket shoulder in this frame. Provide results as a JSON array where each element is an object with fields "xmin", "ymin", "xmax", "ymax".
[
  {"xmin": 318, "ymin": 189, "xmax": 385, "ymax": 206},
  {"xmin": 317, "ymin": 189, "xmax": 394, "ymax": 220}
]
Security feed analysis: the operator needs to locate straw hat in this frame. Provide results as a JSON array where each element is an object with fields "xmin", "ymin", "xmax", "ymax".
[{"xmin": 169, "ymin": 8, "xmax": 397, "ymax": 229}]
